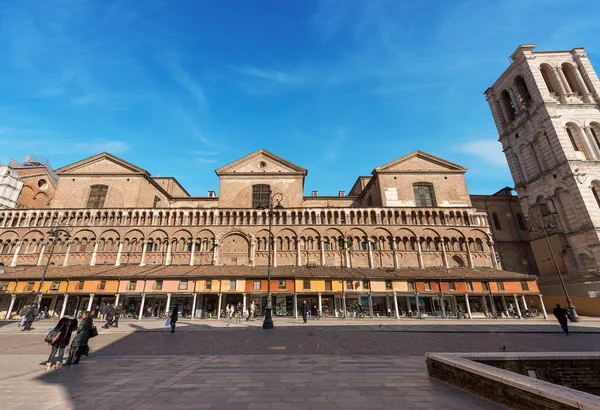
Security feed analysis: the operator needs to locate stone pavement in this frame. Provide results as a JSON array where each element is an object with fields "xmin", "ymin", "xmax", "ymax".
[
  {"xmin": 1, "ymin": 320, "xmax": 599, "ymax": 409},
  {"xmin": 0, "ymin": 355, "xmax": 502, "ymax": 410}
]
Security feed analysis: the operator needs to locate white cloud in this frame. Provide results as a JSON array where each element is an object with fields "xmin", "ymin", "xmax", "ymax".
[
  {"xmin": 460, "ymin": 140, "xmax": 505, "ymax": 166},
  {"xmin": 165, "ymin": 57, "xmax": 209, "ymax": 112},
  {"xmin": 195, "ymin": 158, "xmax": 217, "ymax": 164},
  {"xmin": 233, "ymin": 66, "xmax": 302, "ymax": 86}
]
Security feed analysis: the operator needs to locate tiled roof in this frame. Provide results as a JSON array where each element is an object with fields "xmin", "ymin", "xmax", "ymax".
[{"xmin": 0, "ymin": 265, "xmax": 537, "ymax": 281}]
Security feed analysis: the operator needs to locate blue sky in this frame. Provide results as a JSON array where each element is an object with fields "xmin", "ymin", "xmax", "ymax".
[{"xmin": 2, "ymin": 0, "xmax": 600, "ymax": 197}]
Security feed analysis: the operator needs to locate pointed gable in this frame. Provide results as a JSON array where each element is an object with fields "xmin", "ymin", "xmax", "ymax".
[
  {"xmin": 374, "ymin": 151, "xmax": 467, "ymax": 174},
  {"xmin": 215, "ymin": 149, "xmax": 307, "ymax": 176},
  {"xmin": 56, "ymin": 152, "xmax": 150, "ymax": 176}
]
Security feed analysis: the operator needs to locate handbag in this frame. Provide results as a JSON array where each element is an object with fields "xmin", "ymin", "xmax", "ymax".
[
  {"xmin": 89, "ymin": 325, "xmax": 99, "ymax": 338},
  {"xmin": 165, "ymin": 318, "xmax": 171, "ymax": 327},
  {"xmin": 44, "ymin": 330, "xmax": 58, "ymax": 344}
]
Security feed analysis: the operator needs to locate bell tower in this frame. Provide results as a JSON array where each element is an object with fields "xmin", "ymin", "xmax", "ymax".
[{"xmin": 485, "ymin": 45, "xmax": 600, "ymax": 315}]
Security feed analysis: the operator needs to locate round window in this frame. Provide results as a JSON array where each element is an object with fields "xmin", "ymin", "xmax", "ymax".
[
  {"xmin": 259, "ymin": 161, "xmax": 267, "ymax": 169},
  {"xmin": 37, "ymin": 179, "xmax": 48, "ymax": 190}
]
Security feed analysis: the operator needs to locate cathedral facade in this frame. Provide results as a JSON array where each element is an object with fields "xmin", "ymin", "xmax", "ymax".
[{"xmin": 0, "ymin": 150, "xmax": 542, "ymax": 320}]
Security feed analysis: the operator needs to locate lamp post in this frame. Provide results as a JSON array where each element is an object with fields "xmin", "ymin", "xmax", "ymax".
[
  {"xmin": 35, "ymin": 223, "xmax": 71, "ymax": 308},
  {"xmin": 529, "ymin": 207, "xmax": 580, "ymax": 322},
  {"xmin": 257, "ymin": 192, "xmax": 284, "ymax": 330}
]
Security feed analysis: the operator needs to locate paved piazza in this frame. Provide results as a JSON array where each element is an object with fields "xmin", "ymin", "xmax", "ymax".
[{"xmin": 0, "ymin": 318, "xmax": 599, "ymax": 409}]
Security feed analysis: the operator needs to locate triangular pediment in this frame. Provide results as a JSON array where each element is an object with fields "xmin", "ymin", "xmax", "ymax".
[
  {"xmin": 216, "ymin": 149, "xmax": 308, "ymax": 176},
  {"xmin": 374, "ymin": 151, "xmax": 467, "ymax": 174},
  {"xmin": 56, "ymin": 152, "xmax": 149, "ymax": 176}
]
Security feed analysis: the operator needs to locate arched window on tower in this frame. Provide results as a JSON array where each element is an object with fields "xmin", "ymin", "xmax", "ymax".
[
  {"xmin": 492, "ymin": 213, "xmax": 501, "ymax": 230},
  {"xmin": 591, "ymin": 181, "xmax": 600, "ymax": 210},
  {"xmin": 561, "ymin": 63, "xmax": 584, "ymax": 95},
  {"xmin": 590, "ymin": 123, "xmax": 600, "ymax": 152},
  {"xmin": 540, "ymin": 64, "xmax": 557, "ymax": 94},
  {"xmin": 566, "ymin": 126, "xmax": 582, "ymax": 153},
  {"xmin": 500, "ymin": 90, "xmax": 517, "ymax": 121},
  {"xmin": 514, "ymin": 76, "xmax": 532, "ymax": 108}
]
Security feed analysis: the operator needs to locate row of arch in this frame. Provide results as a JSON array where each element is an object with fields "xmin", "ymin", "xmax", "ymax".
[{"xmin": 0, "ymin": 208, "xmax": 486, "ymax": 230}]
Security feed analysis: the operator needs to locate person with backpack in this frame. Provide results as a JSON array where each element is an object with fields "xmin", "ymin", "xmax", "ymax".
[
  {"xmin": 22, "ymin": 304, "xmax": 38, "ymax": 331},
  {"xmin": 103, "ymin": 304, "xmax": 114, "ymax": 329},
  {"xmin": 66, "ymin": 311, "xmax": 94, "ymax": 366}
]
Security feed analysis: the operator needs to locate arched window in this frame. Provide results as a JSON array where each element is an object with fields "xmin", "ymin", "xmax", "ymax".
[
  {"xmin": 566, "ymin": 126, "xmax": 582, "ymax": 153},
  {"xmin": 590, "ymin": 123, "xmax": 600, "ymax": 152},
  {"xmin": 591, "ymin": 182, "xmax": 600, "ymax": 210},
  {"xmin": 515, "ymin": 76, "xmax": 532, "ymax": 107},
  {"xmin": 540, "ymin": 65, "xmax": 557, "ymax": 94},
  {"xmin": 492, "ymin": 213, "xmax": 501, "ymax": 230},
  {"xmin": 516, "ymin": 213, "xmax": 526, "ymax": 231},
  {"xmin": 252, "ymin": 184, "xmax": 271, "ymax": 209},
  {"xmin": 86, "ymin": 185, "xmax": 109, "ymax": 208},
  {"xmin": 500, "ymin": 90, "xmax": 516, "ymax": 120},
  {"xmin": 413, "ymin": 183, "xmax": 436, "ymax": 207},
  {"xmin": 561, "ymin": 64, "xmax": 584, "ymax": 95}
]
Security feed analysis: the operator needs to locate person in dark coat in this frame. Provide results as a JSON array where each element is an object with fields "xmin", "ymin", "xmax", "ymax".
[
  {"xmin": 170, "ymin": 304, "xmax": 179, "ymax": 333},
  {"xmin": 45, "ymin": 317, "xmax": 78, "ymax": 370},
  {"xmin": 103, "ymin": 304, "xmax": 114, "ymax": 329},
  {"xmin": 311, "ymin": 301, "xmax": 319, "ymax": 320},
  {"xmin": 66, "ymin": 311, "xmax": 93, "ymax": 365},
  {"xmin": 300, "ymin": 300, "xmax": 309, "ymax": 323},
  {"xmin": 22, "ymin": 304, "xmax": 38, "ymax": 331},
  {"xmin": 112, "ymin": 303, "xmax": 121, "ymax": 328},
  {"xmin": 553, "ymin": 304, "xmax": 571, "ymax": 335}
]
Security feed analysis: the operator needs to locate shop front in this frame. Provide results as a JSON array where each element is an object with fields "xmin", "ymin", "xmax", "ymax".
[
  {"xmin": 371, "ymin": 295, "xmax": 389, "ymax": 317},
  {"xmin": 200, "ymin": 293, "xmax": 219, "ymax": 318}
]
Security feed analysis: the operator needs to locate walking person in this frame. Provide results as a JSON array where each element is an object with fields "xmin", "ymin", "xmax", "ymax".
[
  {"xmin": 45, "ymin": 316, "xmax": 77, "ymax": 370},
  {"xmin": 18, "ymin": 304, "xmax": 29, "ymax": 327},
  {"xmin": 22, "ymin": 304, "xmax": 38, "ymax": 331},
  {"xmin": 99, "ymin": 302, "xmax": 107, "ymax": 323},
  {"xmin": 112, "ymin": 303, "xmax": 121, "ymax": 328},
  {"xmin": 553, "ymin": 304, "xmax": 571, "ymax": 335},
  {"xmin": 355, "ymin": 302, "xmax": 364, "ymax": 320},
  {"xmin": 170, "ymin": 304, "xmax": 179, "ymax": 333},
  {"xmin": 66, "ymin": 311, "xmax": 93, "ymax": 366},
  {"xmin": 301, "ymin": 300, "xmax": 309, "ymax": 323},
  {"xmin": 236, "ymin": 302, "xmax": 243, "ymax": 323},
  {"xmin": 103, "ymin": 304, "xmax": 114, "ymax": 329},
  {"xmin": 249, "ymin": 301, "xmax": 256, "ymax": 321},
  {"xmin": 311, "ymin": 301, "xmax": 319, "ymax": 320}
]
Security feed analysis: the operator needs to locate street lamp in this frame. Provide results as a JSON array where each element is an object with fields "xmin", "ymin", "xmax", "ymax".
[
  {"xmin": 35, "ymin": 223, "xmax": 71, "ymax": 308},
  {"xmin": 528, "ymin": 206, "xmax": 580, "ymax": 322},
  {"xmin": 257, "ymin": 192, "xmax": 284, "ymax": 330}
]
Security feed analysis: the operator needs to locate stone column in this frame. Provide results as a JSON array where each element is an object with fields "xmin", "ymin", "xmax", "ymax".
[
  {"xmin": 37, "ymin": 242, "xmax": 47, "ymax": 266},
  {"xmin": 250, "ymin": 237, "xmax": 256, "ymax": 267},
  {"xmin": 115, "ymin": 241, "xmax": 124, "ymax": 266},
  {"xmin": 320, "ymin": 238, "xmax": 325, "ymax": 266},
  {"xmin": 538, "ymin": 295, "xmax": 548, "ymax": 319},
  {"xmin": 191, "ymin": 293, "xmax": 197, "ymax": 319},
  {"xmin": 317, "ymin": 292, "xmax": 322, "ymax": 316},
  {"xmin": 583, "ymin": 127, "xmax": 600, "ymax": 158},
  {"xmin": 189, "ymin": 240, "xmax": 196, "ymax": 266},
  {"xmin": 481, "ymin": 293, "xmax": 489, "ymax": 316},
  {"xmin": 405, "ymin": 296, "xmax": 411, "ymax": 315},
  {"xmin": 577, "ymin": 126, "xmax": 597, "ymax": 160},
  {"xmin": 115, "ymin": 293, "xmax": 120, "ymax": 307},
  {"xmin": 242, "ymin": 293, "xmax": 247, "ymax": 314},
  {"xmin": 551, "ymin": 67, "xmax": 568, "ymax": 97},
  {"xmin": 368, "ymin": 293, "xmax": 374, "ymax": 318},
  {"xmin": 572, "ymin": 65, "xmax": 592, "ymax": 102},
  {"xmin": 521, "ymin": 295, "xmax": 528, "ymax": 310},
  {"xmin": 217, "ymin": 293, "xmax": 222, "ymax": 320},
  {"xmin": 293, "ymin": 293, "xmax": 298, "ymax": 319},
  {"xmin": 416, "ymin": 240, "xmax": 424, "ymax": 268},
  {"xmin": 441, "ymin": 242, "xmax": 449, "ymax": 268},
  {"xmin": 342, "ymin": 292, "xmax": 347, "ymax": 318},
  {"xmin": 488, "ymin": 241, "xmax": 499, "ymax": 269},
  {"xmin": 513, "ymin": 294, "xmax": 522, "ymax": 318},
  {"xmin": 212, "ymin": 240, "xmax": 219, "ymax": 266},
  {"xmin": 90, "ymin": 241, "xmax": 99, "ymax": 266},
  {"xmin": 557, "ymin": 67, "xmax": 572, "ymax": 93},
  {"xmin": 140, "ymin": 240, "xmax": 147, "ymax": 266},
  {"xmin": 49, "ymin": 295, "xmax": 58, "ymax": 317},
  {"xmin": 465, "ymin": 242, "xmax": 474, "ymax": 268},
  {"xmin": 296, "ymin": 238, "xmax": 301, "ymax": 266},
  {"xmin": 63, "ymin": 241, "xmax": 72, "ymax": 267},
  {"xmin": 501, "ymin": 296, "xmax": 509, "ymax": 317},
  {"xmin": 489, "ymin": 294, "xmax": 497, "ymax": 316},
  {"xmin": 60, "ymin": 294, "xmax": 69, "ymax": 318},
  {"xmin": 440, "ymin": 294, "xmax": 446, "ymax": 318},
  {"xmin": 464, "ymin": 294, "xmax": 472, "ymax": 319},
  {"xmin": 367, "ymin": 242, "xmax": 374, "ymax": 269},
  {"xmin": 10, "ymin": 241, "xmax": 21, "ymax": 267},
  {"xmin": 5, "ymin": 294, "xmax": 16, "ymax": 320},
  {"xmin": 165, "ymin": 240, "xmax": 172, "ymax": 266},
  {"xmin": 86, "ymin": 294, "xmax": 95, "ymax": 312},
  {"xmin": 138, "ymin": 294, "xmax": 146, "ymax": 320},
  {"xmin": 393, "ymin": 292, "xmax": 400, "ymax": 319},
  {"xmin": 166, "ymin": 293, "xmax": 171, "ymax": 314}
]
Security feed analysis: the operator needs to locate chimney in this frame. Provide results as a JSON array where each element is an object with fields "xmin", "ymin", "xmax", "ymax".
[
  {"xmin": 311, "ymin": 190, "xmax": 318, "ymax": 197},
  {"xmin": 338, "ymin": 190, "xmax": 345, "ymax": 197},
  {"xmin": 208, "ymin": 190, "xmax": 216, "ymax": 198}
]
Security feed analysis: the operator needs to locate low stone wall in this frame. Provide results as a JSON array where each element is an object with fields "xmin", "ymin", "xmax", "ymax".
[
  {"xmin": 480, "ymin": 358, "xmax": 600, "ymax": 396},
  {"xmin": 426, "ymin": 353, "xmax": 600, "ymax": 410}
]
